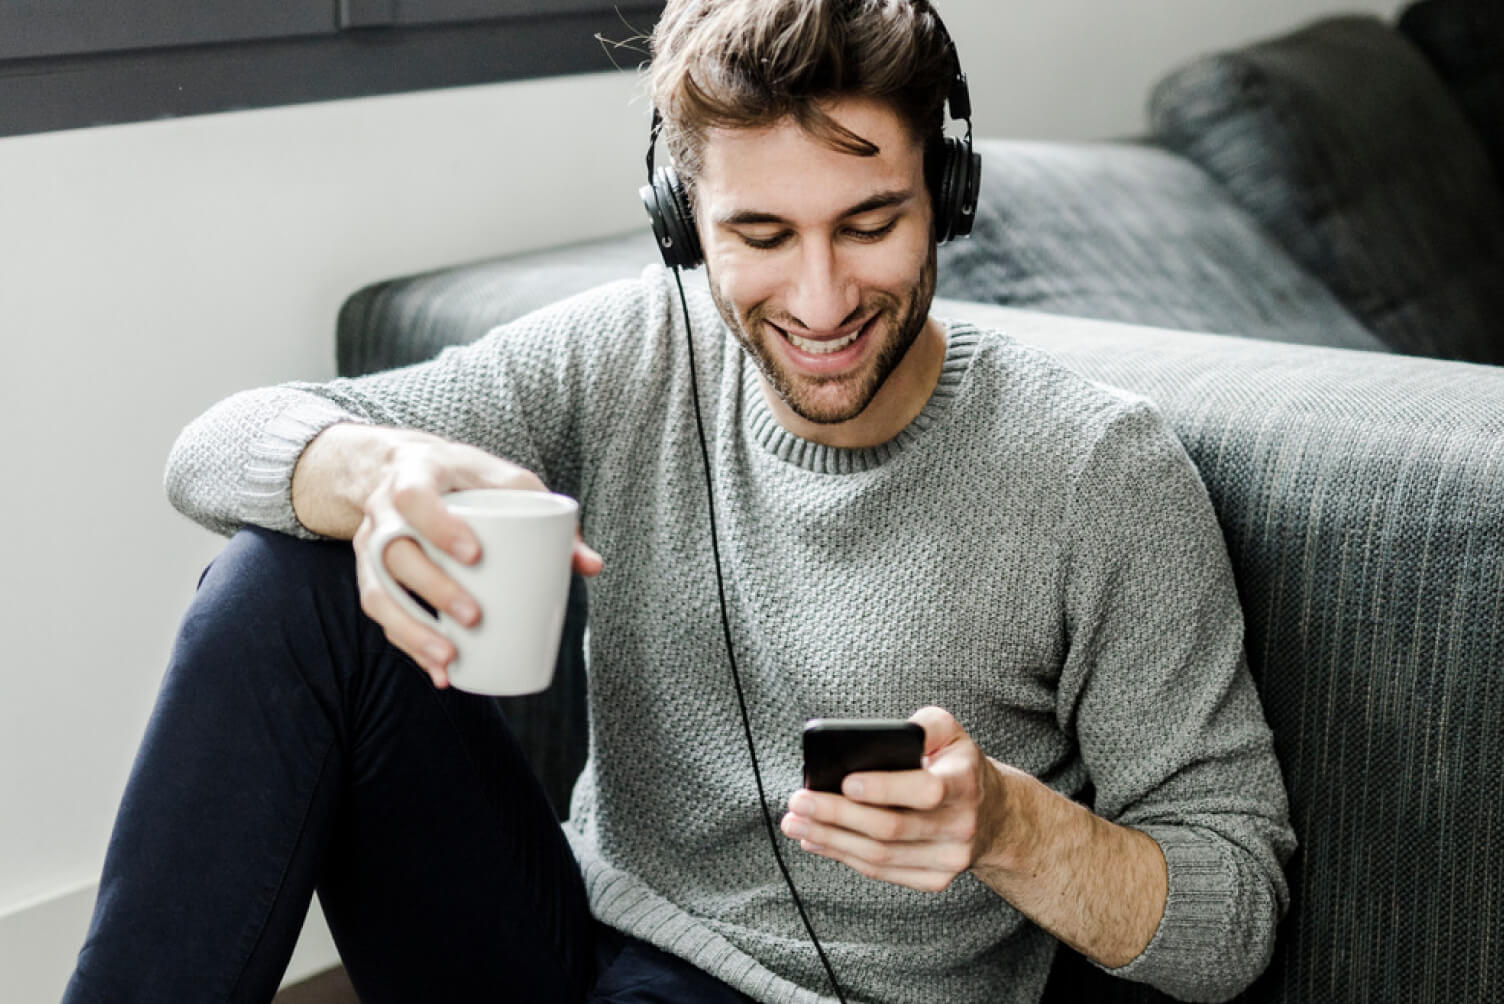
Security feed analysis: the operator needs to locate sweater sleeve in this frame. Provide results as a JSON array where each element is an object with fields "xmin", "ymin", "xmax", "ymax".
[
  {"xmin": 164, "ymin": 275, "xmax": 660, "ymax": 538},
  {"xmin": 1054, "ymin": 395, "xmax": 1296, "ymax": 1003}
]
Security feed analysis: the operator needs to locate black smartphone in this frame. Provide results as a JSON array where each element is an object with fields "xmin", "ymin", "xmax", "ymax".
[{"xmin": 802, "ymin": 718, "xmax": 925, "ymax": 794}]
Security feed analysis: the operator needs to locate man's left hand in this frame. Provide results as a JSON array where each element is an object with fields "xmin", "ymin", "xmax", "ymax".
[{"xmin": 780, "ymin": 706, "xmax": 1010, "ymax": 892}]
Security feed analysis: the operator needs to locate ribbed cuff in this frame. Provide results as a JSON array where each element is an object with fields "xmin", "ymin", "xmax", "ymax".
[
  {"xmin": 1104, "ymin": 825, "xmax": 1240, "ymax": 999},
  {"xmin": 239, "ymin": 396, "xmax": 365, "ymax": 539}
]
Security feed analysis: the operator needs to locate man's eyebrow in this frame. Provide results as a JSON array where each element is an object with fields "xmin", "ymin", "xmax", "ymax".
[{"xmin": 716, "ymin": 189, "xmax": 914, "ymax": 227}]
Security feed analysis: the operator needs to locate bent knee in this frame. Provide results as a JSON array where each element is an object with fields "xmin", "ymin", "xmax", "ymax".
[{"xmin": 180, "ymin": 527, "xmax": 365, "ymax": 661}]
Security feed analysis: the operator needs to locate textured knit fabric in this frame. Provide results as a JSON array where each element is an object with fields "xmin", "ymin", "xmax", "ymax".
[
  {"xmin": 932, "ymin": 140, "xmax": 1383, "ymax": 353},
  {"xmin": 167, "ymin": 268, "xmax": 1294, "ymax": 1004},
  {"xmin": 1150, "ymin": 16, "xmax": 1504, "ymax": 364}
]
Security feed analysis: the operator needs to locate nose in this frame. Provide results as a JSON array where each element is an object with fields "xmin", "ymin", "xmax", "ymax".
[{"xmin": 785, "ymin": 239, "xmax": 861, "ymax": 335}]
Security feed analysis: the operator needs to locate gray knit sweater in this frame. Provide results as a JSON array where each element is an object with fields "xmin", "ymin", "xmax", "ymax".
[{"xmin": 166, "ymin": 267, "xmax": 1294, "ymax": 1004}]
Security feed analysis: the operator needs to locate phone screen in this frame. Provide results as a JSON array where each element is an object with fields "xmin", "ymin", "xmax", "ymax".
[{"xmin": 802, "ymin": 718, "xmax": 925, "ymax": 793}]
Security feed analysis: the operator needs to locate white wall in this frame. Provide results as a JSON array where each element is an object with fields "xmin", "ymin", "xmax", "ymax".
[
  {"xmin": 941, "ymin": 0, "xmax": 1395, "ymax": 139},
  {"xmin": 0, "ymin": 70, "xmax": 654, "ymax": 1001},
  {"xmin": 0, "ymin": 0, "xmax": 1398, "ymax": 998}
]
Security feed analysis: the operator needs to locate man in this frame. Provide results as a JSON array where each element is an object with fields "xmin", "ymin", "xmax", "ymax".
[{"xmin": 67, "ymin": 1, "xmax": 1293, "ymax": 1002}]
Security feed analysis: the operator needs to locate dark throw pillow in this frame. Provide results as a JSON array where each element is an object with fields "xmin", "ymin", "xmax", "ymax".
[
  {"xmin": 935, "ymin": 138, "xmax": 1384, "ymax": 353},
  {"xmin": 1399, "ymin": 0, "xmax": 1504, "ymax": 189},
  {"xmin": 1150, "ymin": 16, "xmax": 1504, "ymax": 364}
]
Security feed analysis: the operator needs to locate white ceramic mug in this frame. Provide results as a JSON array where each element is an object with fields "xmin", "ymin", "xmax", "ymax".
[{"xmin": 366, "ymin": 489, "xmax": 579, "ymax": 695}]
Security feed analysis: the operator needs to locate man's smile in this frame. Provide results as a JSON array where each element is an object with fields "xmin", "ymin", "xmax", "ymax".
[
  {"xmin": 781, "ymin": 325, "xmax": 863, "ymax": 355},
  {"xmin": 769, "ymin": 314, "xmax": 878, "ymax": 369}
]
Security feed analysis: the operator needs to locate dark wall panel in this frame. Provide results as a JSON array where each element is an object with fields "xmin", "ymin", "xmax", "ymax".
[
  {"xmin": 0, "ymin": 4, "xmax": 663, "ymax": 137},
  {"xmin": 343, "ymin": 0, "xmax": 634, "ymax": 28},
  {"xmin": 0, "ymin": 1, "xmax": 335, "ymax": 61}
]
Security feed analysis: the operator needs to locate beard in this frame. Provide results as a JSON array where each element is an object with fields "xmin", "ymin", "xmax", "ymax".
[{"xmin": 708, "ymin": 244, "xmax": 938, "ymax": 425}]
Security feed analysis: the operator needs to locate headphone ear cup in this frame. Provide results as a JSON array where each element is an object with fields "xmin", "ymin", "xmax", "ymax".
[
  {"xmin": 934, "ymin": 138, "xmax": 957, "ymax": 244},
  {"xmin": 934, "ymin": 136, "xmax": 980, "ymax": 244},
  {"xmin": 954, "ymin": 142, "xmax": 981, "ymax": 241},
  {"xmin": 639, "ymin": 166, "xmax": 704, "ymax": 269}
]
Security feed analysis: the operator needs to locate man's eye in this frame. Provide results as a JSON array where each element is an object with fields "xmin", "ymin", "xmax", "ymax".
[
  {"xmin": 740, "ymin": 232, "xmax": 789, "ymax": 250},
  {"xmin": 847, "ymin": 219, "xmax": 898, "ymax": 242}
]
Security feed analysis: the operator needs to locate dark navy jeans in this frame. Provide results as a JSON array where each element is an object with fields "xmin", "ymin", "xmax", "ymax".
[{"xmin": 64, "ymin": 527, "xmax": 753, "ymax": 1004}]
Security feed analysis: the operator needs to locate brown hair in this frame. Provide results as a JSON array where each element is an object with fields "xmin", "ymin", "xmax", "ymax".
[{"xmin": 648, "ymin": 0, "xmax": 957, "ymax": 191}]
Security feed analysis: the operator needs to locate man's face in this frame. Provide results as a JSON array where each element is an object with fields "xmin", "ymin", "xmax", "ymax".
[{"xmin": 693, "ymin": 97, "xmax": 939, "ymax": 434}]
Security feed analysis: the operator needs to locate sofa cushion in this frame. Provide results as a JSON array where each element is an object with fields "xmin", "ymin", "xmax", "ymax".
[
  {"xmin": 1150, "ymin": 16, "xmax": 1504, "ymax": 364},
  {"xmin": 935, "ymin": 139, "xmax": 1385, "ymax": 353},
  {"xmin": 1399, "ymin": 0, "xmax": 1504, "ymax": 187}
]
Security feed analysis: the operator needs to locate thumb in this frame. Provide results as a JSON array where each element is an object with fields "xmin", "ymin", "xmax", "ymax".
[{"xmin": 909, "ymin": 705, "xmax": 965, "ymax": 757}]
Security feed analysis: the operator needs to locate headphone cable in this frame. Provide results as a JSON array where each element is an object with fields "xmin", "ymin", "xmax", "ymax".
[{"xmin": 671, "ymin": 266, "xmax": 850, "ymax": 1004}]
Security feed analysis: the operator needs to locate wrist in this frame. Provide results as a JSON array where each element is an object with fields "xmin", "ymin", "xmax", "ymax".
[
  {"xmin": 971, "ymin": 759, "xmax": 1041, "ymax": 879},
  {"xmin": 292, "ymin": 423, "xmax": 433, "ymax": 537}
]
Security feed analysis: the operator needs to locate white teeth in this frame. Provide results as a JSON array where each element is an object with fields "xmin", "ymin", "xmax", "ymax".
[{"xmin": 784, "ymin": 327, "xmax": 861, "ymax": 354}]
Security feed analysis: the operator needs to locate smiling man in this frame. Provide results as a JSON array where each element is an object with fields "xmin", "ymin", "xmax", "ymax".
[
  {"xmin": 66, "ymin": 2, "xmax": 1293, "ymax": 1003},
  {"xmin": 698, "ymin": 98, "xmax": 945, "ymax": 443}
]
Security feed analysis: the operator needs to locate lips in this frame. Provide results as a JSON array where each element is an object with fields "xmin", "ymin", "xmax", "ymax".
[
  {"xmin": 771, "ymin": 315, "xmax": 875, "ymax": 368},
  {"xmin": 784, "ymin": 327, "xmax": 862, "ymax": 354}
]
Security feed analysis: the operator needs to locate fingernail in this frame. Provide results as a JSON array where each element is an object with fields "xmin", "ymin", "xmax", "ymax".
[
  {"xmin": 784, "ymin": 817, "xmax": 808, "ymax": 839},
  {"xmin": 845, "ymin": 779, "xmax": 865, "ymax": 799},
  {"xmin": 456, "ymin": 539, "xmax": 479, "ymax": 563},
  {"xmin": 425, "ymin": 641, "xmax": 447, "ymax": 663},
  {"xmin": 790, "ymin": 793, "xmax": 815, "ymax": 816},
  {"xmin": 451, "ymin": 598, "xmax": 478, "ymax": 624}
]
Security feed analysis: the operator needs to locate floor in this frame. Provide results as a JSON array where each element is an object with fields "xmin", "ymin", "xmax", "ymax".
[{"xmin": 273, "ymin": 966, "xmax": 359, "ymax": 1003}]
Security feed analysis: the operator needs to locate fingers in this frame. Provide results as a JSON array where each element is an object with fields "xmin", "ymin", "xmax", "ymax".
[
  {"xmin": 779, "ymin": 790, "xmax": 974, "ymax": 890},
  {"xmin": 356, "ymin": 534, "xmax": 459, "ymax": 688},
  {"xmin": 572, "ymin": 536, "xmax": 604, "ymax": 577},
  {"xmin": 384, "ymin": 533, "xmax": 480, "ymax": 628},
  {"xmin": 401, "ymin": 453, "xmax": 606, "ymax": 576},
  {"xmin": 387, "ymin": 437, "xmax": 550, "ymax": 565},
  {"xmin": 390, "ymin": 478, "xmax": 479, "ymax": 567},
  {"xmin": 457, "ymin": 458, "xmax": 547, "ymax": 496},
  {"xmin": 783, "ymin": 784, "xmax": 949, "ymax": 843},
  {"xmin": 841, "ymin": 766, "xmax": 948, "ymax": 810}
]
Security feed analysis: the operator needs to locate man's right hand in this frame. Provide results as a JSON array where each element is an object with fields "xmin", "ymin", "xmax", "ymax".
[{"xmin": 292, "ymin": 423, "xmax": 603, "ymax": 687}]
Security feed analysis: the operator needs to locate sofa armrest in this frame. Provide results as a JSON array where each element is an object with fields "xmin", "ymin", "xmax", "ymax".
[
  {"xmin": 936, "ymin": 301, "xmax": 1504, "ymax": 1003},
  {"xmin": 336, "ymin": 230, "xmax": 661, "ymax": 377}
]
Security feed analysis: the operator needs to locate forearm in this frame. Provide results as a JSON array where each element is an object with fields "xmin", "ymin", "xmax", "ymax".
[{"xmin": 971, "ymin": 762, "xmax": 1167, "ymax": 969}]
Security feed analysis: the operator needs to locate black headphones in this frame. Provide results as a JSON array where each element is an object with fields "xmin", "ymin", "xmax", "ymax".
[{"xmin": 639, "ymin": 8, "xmax": 981, "ymax": 270}]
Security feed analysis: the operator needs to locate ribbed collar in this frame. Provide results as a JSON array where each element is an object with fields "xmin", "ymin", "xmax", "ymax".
[{"xmin": 742, "ymin": 322, "xmax": 982, "ymax": 474}]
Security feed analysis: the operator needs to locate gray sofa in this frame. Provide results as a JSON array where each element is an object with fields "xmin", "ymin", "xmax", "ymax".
[{"xmin": 331, "ymin": 6, "xmax": 1503, "ymax": 1002}]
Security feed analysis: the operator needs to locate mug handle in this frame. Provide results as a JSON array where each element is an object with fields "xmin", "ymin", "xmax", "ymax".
[{"xmin": 365, "ymin": 523, "xmax": 445, "ymax": 633}]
